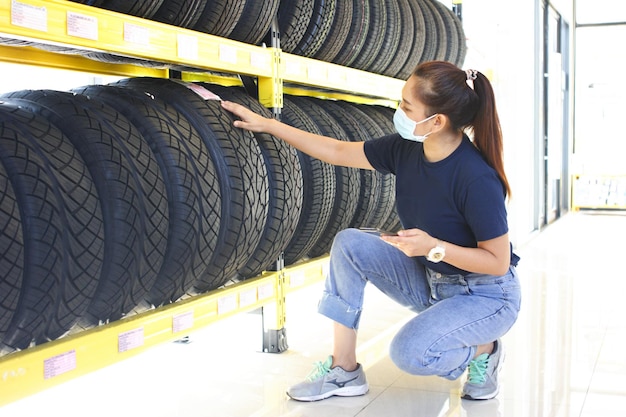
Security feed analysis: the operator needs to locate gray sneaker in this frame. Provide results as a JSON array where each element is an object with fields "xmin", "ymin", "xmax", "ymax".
[
  {"xmin": 462, "ymin": 339, "xmax": 504, "ymax": 400},
  {"xmin": 287, "ymin": 355, "xmax": 369, "ymax": 402}
]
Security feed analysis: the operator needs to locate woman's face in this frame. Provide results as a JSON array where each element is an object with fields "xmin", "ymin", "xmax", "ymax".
[{"xmin": 398, "ymin": 76, "xmax": 435, "ymax": 136}]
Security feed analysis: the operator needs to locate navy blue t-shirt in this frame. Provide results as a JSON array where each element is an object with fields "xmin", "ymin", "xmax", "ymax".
[{"xmin": 364, "ymin": 133, "xmax": 518, "ymax": 275}]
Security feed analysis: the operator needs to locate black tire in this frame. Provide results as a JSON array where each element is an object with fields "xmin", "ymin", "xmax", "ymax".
[
  {"xmin": 349, "ymin": 0, "xmax": 387, "ymax": 71},
  {"xmin": 74, "ymin": 85, "xmax": 221, "ymax": 307},
  {"xmin": 333, "ymin": 101, "xmax": 397, "ymax": 229},
  {"xmin": 278, "ymin": 0, "xmax": 315, "ymax": 53},
  {"xmin": 206, "ymin": 85, "xmax": 303, "ymax": 278},
  {"xmin": 416, "ymin": 0, "xmax": 438, "ymax": 63},
  {"xmin": 5, "ymin": 90, "xmax": 169, "ymax": 323},
  {"xmin": 152, "ymin": 0, "xmax": 208, "ymax": 28},
  {"xmin": 73, "ymin": 0, "xmax": 165, "ymax": 19},
  {"xmin": 332, "ymin": 0, "xmax": 370, "ymax": 67},
  {"xmin": 394, "ymin": 0, "xmax": 426, "ymax": 80},
  {"xmin": 0, "ymin": 138, "xmax": 24, "ymax": 342},
  {"xmin": 422, "ymin": 0, "xmax": 447, "ymax": 62},
  {"xmin": 113, "ymin": 78, "xmax": 269, "ymax": 293},
  {"xmin": 354, "ymin": 104, "xmax": 402, "ymax": 230},
  {"xmin": 366, "ymin": 0, "xmax": 402, "ymax": 76},
  {"xmin": 430, "ymin": 0, "xmax": 459, "ymax": 64},
  {"xmin": 288, "ymin": 96, "xmax": 361, "ymax": 258},
  {"xmin": 0, "ymin": 102, "xmax": 104, "ymax": 349},
  {"xmin": 293, "ymin": 0, "xmax": 337, "ymax": 58},
  {"xmin": 193, "ymin": 0, "xmax": 247, "ymax": 38},
  {"xmin": 229, "ymin": 0, "xmax": 280, "ymax": 45},
  {"xmin": 311, "ymin": 0, "xmax": 353, "ymax": 62},
  {"xmin": 280, "ymin": 96, "xmax": 336, "ymax": 265}
]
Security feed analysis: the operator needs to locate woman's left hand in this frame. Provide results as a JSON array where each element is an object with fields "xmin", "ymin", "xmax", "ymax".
[{"xmin": 381, "ymin": 228, "xmax": 438, "ymax": 258}]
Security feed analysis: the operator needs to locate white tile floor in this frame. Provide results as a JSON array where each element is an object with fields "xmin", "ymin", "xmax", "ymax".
[{"xmin": 3, "ymin": 212, "xmax": 626, "ymax": 417}]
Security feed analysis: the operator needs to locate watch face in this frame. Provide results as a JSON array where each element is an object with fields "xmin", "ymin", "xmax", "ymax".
[{"xmin": 427, "ymin": 246, "xmax": 445, "ymax": 263}]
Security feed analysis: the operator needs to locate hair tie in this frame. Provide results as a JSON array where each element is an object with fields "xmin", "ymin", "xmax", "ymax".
[{"xmin": 465, "ymin": 69, "xmax": 478, "ymax": 90}]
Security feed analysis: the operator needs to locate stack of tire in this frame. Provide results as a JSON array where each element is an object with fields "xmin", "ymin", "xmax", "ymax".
[
  {"xmin": 52, "ymin": 0, "xmax": 465, "ymax": 78},
  {"xmin": 0, "ymin": 79, "xmax": 398, "ymax": 353}
]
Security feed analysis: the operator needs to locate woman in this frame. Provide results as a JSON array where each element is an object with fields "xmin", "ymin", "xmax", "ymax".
[{"xmin": 221, "ymin": 60, "xmax": 521, "ymax": 402}]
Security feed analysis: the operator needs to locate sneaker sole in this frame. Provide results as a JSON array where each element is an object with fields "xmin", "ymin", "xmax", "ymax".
[{"xmin": 287, "ymin": 384, "xmax": 369, "ymax": 402}]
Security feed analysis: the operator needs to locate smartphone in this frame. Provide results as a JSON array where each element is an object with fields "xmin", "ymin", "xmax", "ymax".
[{"xmin": 358, "ymin": 227, "xmax": 398, "ymax": 237}]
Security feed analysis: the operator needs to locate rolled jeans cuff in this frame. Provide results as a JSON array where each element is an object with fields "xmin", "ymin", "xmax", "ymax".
[{"xmin": 317, "ymin": 291, "xmax": 362, "ymax": 330}]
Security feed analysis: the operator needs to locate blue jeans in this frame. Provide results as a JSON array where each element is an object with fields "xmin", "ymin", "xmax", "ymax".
[{"xmin": 318, "ymin": 228, "xmax": 522, "ymax": 380}]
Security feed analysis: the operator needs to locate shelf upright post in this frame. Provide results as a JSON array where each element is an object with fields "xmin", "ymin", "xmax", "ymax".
[
  {"xmin": 452, "ymin": 0, "xmax": 463, "ymax": 21},
  {"xmin": 262, "ymin": 253, "xmax": 288, "ymax": 353},
  {"xmin": 258, "ymin": 15, "xmax": 282, "ymax": 118}
]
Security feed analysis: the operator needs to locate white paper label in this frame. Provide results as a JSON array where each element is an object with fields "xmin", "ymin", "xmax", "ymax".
[
  {"xmin": 184, "ymin": 83, "xmax": 222, "ymax": 101},
  {"xmin": 285, "ymin": 60, "xmax": 301, "ymax": 76},
  {"xmin": 11, "ymin": 0, "xmax": 47, "ymax": 32},
  {"xmin": 307, "ymin": 64, "xmax": 326, "ymax": 81},
  {"xmin": 217, "ymin": 294, "xmax": 237, "ymax": 314},
  {"xmin": 290, "ymin": 271, "xmax": 306, "ymax": 288},
  {"xmin": 239, "ymin": 288, "xmax": 257, "ymax": 308},
  {"xmin": 124, "ymin": 22, "xmax": 150, "ymax": 46},
  {"xmin": 67, "ymin": 12, "xmax": 98, "ymax": 41},
  {"xmin": 257, "ymin": 282, "xmax": 274, "ymax": 300},
  {"xmin": 172, "ymin": 311, "xmax": 194, "ymax": 333},
  {"xmin": 43, "ymin": 350, "xmax": 76, "ymax": 380},
  {"xmin": 177, "ymin": 34, "xmax": 198, "ymax": 61},
  {"xmin": 251, "ymin": 52, "xmax": 270, "ymax": 69},
  {"xmin": 118, "ymin": 328, "xmax": 144, "ymax": 353},
  {"xmin": 219, "ymin": 44, "xmax": 238, "ymax": 64}
]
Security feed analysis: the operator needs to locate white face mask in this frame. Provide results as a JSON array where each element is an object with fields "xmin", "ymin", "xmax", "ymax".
[{"xmin": 393, "ymin": 107, "xmax": 437, "ymax": 142}]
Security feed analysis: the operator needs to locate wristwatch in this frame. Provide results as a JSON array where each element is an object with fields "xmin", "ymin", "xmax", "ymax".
[{"xmin": 426, "ymin": 240, "xmax": 446, "ymax": 263}]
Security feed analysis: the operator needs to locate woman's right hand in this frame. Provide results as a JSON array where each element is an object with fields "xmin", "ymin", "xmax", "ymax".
[{"xmin": 221, "ymin": 100, "xmax": 273, "ymax": 133}]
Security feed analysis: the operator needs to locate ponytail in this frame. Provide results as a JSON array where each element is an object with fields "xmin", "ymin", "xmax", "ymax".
[{"xmin": 412, "ymin": 61, "xmax": 511, "ymax": 197}]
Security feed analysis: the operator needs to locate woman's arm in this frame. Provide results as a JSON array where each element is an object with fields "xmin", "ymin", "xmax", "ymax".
[
  {"xmin": 383, "ymin": 230, "xmax": 512, "ymax": 276},
  {"xmin": 221, "ymin": 100, "xmax": 374, "ymax": 170}
]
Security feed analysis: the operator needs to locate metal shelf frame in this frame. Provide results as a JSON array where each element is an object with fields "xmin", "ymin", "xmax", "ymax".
[{"xmin": 0, "ymin": 0, "xmax": 402, "ymax": 407}]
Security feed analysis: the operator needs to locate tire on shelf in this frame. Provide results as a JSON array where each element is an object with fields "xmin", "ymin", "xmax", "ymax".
[
  {"xmin": 388, "ymin": 0, "xmax": 425, "ymax": 80},
  {"xmin": 192, "ymin": 0, "xmax": 247, "ymax": 38},
  {"xmin": 366, "ymin": 0, "xmax": 402, "ymax": 76},
  {"xmin": 332, "ymin": 0, "xmax": 371, "ymax": 67},
  {"xmin": 288, "ymin": 96, "xmax": 360, "ymax": 258},
  {"xmin": 332, "ymin": 101, "xmax": 397, "ymax": 230},
  {"xmin": 5, "ymin": 90, "xmax": 169, "ymax": 323},
  {"xmin": 228, "ymin": 0, "xmax": 280, "ymax": 45},
  {"xmin": 0, "ymin": 102, "xmax": 104, "ymax": 350},
  {"xmin": 112, "ymin": 78, "xmax": 269, "ymax": 293},
  {"xmin": 152, "ymin": 0, "xmax": 207, "ymax": 29},
  {"xmin": 0, "ymin": 158, "xmax": 23, "ymax": 342},
  {"xmin": 354, "ymin": 104, "xmax": 402, "ymax": 232},
  {"xmin": 292, "ymin": 0, "xmax": 337, "ymax": 58},
  {"xmin": 74, "ymin": 85, "xmax": 221, "ymax": 307},
  {"xmin": 311, "ymin": 0, "xmax": 353, "ymax": 63},
  {"xmin": 416, "ymin": 0, "xmax": 439, "ymax": 63},
  {"xmin": 278, "ymin": 0, "xmax": 315, "ymax": 54},
  {"xmin": 280, "ymin": 96, "xmax": 336, "ymax": 266},
  {"xmin": 423, "ymin": 0, "xmax": 448, "ymax": 62},
  {"xmin": 205, "ymin": 84, "xmax": 303, "ymax": 278},
  {"xmin": 69, "ymin": 0, "xmax": 165, "ymax": 19},
  {"xmin": 349, "ymin": 0, "xmax": 387, "ymax": 72}
]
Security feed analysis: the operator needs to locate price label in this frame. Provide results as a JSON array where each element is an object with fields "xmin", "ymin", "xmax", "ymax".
[
  {"xmin": 219, "ymin": 44, "xmax": 238, "ymax": 64},
  {"xmin": 217, "ymin": 294, "xmax": 237, "ymax": 314},
  {"xmin": 67, "ymin": 12, "xmax": 98, "ymax": 41},
  {"xmin": 11, "ymin": 0, "xmax": 47, "ymax": 32},
  {"xmin": 172, "ymin": 311, "xmax": 194, "ymax": 333},
  {"xmin": 124, "ymin": 22, "xmax": 150, "ymax": 46},
  {"xmin": 118, "ymin": 328, "xmax": 144, "ymax": 353},
  {"xmin": 177, "ymin": 34, "xmax": 198, "ymax": 61},
  {"xmin": 239, "ymin": 288, "xmax": 257, "ymax": 308},
  {"xmin": 44, "ymin": 350, "xmax": 76, "ymax": 380}
]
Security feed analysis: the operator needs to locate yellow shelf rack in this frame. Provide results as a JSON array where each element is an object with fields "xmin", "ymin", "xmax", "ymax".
[
  {"xmin": 0, "ymin": 0, "xmax": 402, "ymax": 406},
  {"xmin": 0, "ymin": 0, "xmax": 403, "ymax": 106},
  {"xmin": 0, "ymin": 256, "xmax": 330, "ymax": 406},
  {"xmin": 571, "ymin": 174, "xmax": 626, "ymax": 211}
]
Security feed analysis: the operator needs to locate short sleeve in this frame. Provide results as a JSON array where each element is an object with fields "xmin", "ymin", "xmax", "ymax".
[{"xmin": 461, "ymin": 173, "xmax": 509, "ymax": 242}]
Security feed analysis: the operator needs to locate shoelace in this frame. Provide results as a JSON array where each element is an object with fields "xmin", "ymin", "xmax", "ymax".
[
  {"xmin": 306, "ymin": 356, "xmax": 332, "ymax": 382},
  {"xmin": 467, "ymin": 353, "xmax": 490, "ymax": 384}
]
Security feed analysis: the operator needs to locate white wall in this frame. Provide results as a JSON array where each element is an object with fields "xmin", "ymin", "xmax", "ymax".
[{"xmin": 460, "ymin": 0, "xmax": 542, "ymax": 245}]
